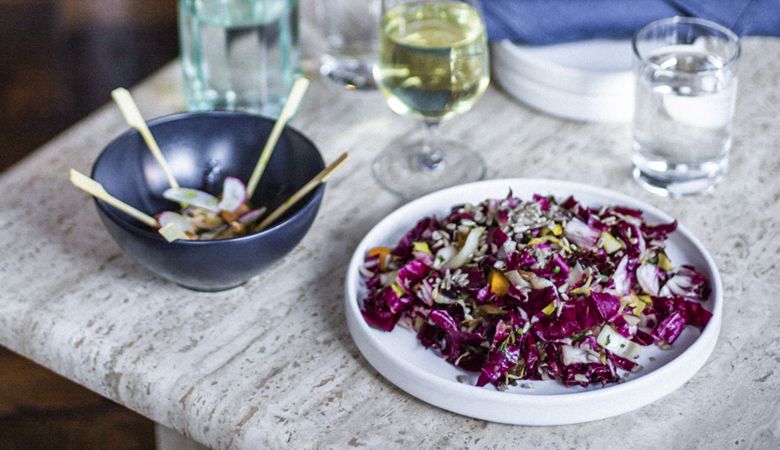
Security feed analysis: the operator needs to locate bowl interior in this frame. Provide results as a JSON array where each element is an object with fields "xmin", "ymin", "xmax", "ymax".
[{"xmin": 92, "ymin": 111, "xmax": 325, "ymax": 235}]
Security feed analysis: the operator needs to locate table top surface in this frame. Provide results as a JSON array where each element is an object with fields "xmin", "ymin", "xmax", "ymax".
[{"xmin": 1, "ymin": 37, "xmax": 779, "ymax": 450}]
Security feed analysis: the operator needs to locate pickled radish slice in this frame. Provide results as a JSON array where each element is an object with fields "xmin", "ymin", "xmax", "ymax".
[
  {"xmin": 163, "ymin": 187, "xmax": 219, "ymax": 211},
  {"xmin": 218, "ymin": 176, "xmax": 247, "ymax": 212},
  {"xmin": 238, "ymin": 207, "xmax": 267, "ymax": 226},
  {"xmin": 199, "ymin": 224, "xmax": 229, "ymax": 240},
  {"xmin": 157, "ymin": 211, "xmax": 195, "ymax": 233}
]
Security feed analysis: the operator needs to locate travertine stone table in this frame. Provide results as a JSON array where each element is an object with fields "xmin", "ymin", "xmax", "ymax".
[{"xmin": 1, "ymin": 38, "xmax": 778, "ymax": 449}]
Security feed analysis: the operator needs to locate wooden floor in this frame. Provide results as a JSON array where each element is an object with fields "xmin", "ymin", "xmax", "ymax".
[
  {"xmin": 0, "ymin": 1, "xmax": 178, "ymax": 448},
  {"xmin": 0, "ymin": 348, "xmax": 156, "ymax": 449}
]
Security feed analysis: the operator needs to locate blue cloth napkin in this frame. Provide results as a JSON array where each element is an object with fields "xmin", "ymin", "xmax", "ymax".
[{"xmin": 481, "ymin": 0, "xmax": 780, "ymax": 43}]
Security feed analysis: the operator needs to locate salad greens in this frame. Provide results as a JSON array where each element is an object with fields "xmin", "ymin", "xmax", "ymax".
[{"xmin": 360, "ymin": 192, "xmax": 711, "ymax": 389}]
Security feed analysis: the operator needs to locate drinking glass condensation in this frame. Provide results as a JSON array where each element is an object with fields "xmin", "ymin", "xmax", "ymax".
[
  {"xmin": 179, "ymin": 0, "xmax": 300, "ymax": 117},
  {"xmin": 632, "ymin": 17, "xmax": 740, "ymax": 197},
  {"xmin": 315, "ymin": 0, "xmax": 380, "ymax": 90}
]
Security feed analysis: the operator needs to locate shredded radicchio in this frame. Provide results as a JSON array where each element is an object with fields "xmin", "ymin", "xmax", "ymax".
[{"xmin": 360, "ymin": 192, "xmax": 712, "ymax": 389}]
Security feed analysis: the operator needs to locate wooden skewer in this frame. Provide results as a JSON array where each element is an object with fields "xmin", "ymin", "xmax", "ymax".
[
  {"xmin": 255, "ymin": 152, "xmax": 349, "ymax": 232},
  {"xmin": 69, "ymin": 169, "xmax": 158, "ymax": 228},
  {"xmin": 111, "ymin": 87, "xmax": 180, "ymax": 189},
  {"xmin": 246, "ymin": 76, "xmax": 310, "ymax": 199},
  {"xmin": 158, "ymin": 223, "xmax": 188, "ymax": 242}
]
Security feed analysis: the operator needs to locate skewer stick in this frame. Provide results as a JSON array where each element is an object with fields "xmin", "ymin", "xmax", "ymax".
[
  {"xmin": 111, "ymin": 88, "xmax": 180, "ymax": 189},
  {"xmin": 246, "ymin": 76, "xmax": 310, "ymax": 198},
  {"xmin": 69, "ymin": 169, "xmax": 158, "ymax": 228},
  {"xmin": 158, "ymin": 223, "xmax": 188, "ymax": 242},
  {"xmin": 255, "ymin": 152, "xmax": 349, "ymax": 232}
]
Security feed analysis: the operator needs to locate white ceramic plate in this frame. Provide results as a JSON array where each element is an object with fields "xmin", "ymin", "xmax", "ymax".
[
  {"xmin": 492, "ymin": 57, "xmax": 634, "ymax": 123},
  {"xmin": 344, "ymin": 179, "xmax": 722, "ymax": 425},
  {"xmin": 491, "ymin": 39, "xmax": 635, "ymax": 123},
  {"xmin": 491, "ymin": 40, "xmax": 635, "ymax": 97}
]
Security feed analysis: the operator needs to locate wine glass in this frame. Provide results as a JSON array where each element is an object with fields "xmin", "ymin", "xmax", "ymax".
[{"xmin": 373, "ymin": 0, "xmax": 490, "ymax": 198}]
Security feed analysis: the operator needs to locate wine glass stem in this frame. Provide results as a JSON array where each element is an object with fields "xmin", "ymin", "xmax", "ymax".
[{"xmin": 416, "ymin": 119, "xmax": 444, "ymax": 170}]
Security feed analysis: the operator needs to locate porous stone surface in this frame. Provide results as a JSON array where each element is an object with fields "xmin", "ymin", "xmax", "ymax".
[{"xmin": 0, "ymin": 38, "xmax": 777, "ymax": 449}]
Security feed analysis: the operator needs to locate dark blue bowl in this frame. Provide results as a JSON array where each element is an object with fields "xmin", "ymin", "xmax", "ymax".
[{"xmin": 91, "ymin": 111, "xmax": 325, "ymax": 291}]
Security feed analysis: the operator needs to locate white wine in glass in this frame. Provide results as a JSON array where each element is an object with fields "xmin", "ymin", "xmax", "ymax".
[{"xmin": 373, "ymin": 0, "xmax": 489, "ymax": 198}]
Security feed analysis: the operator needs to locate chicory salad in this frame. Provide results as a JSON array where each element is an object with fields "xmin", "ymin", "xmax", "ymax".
[{"xmin": 359, "ymin": 192, "xmax": 711, "ymax": 389}]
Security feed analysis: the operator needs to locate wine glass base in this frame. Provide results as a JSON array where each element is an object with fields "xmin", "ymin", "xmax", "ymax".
[{"xmin": 372, "ymin": 138, "xmax": 486, "ymax": 199}]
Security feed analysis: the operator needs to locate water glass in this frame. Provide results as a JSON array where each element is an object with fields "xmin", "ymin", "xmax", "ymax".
[
  {"xmin": 179, "ymin": 0, "xmax": 301, "ymax": 117},
  {"xmin": 315, "ymin": 0, "xmax": 380, "ymax": 89},
  {"xmin": 631, "ymin": 17, "xmax": 740, "ymax": 197}
]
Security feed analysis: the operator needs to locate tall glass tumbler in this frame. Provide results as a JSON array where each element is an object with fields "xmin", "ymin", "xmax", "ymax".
[
  {"xmin": 632, "ymin": 17, "xmax": 740, "ymax": 197},
  {"xmin": 179, "ymin": 0, "xmax": 300, "ymax": 117},
  {"xmin": 315, "ymin": 0, "xmax": 380, "ymax": 90}
]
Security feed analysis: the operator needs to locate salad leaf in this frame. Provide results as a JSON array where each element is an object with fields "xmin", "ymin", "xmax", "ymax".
[
  {"xmin": 359, "ymin": 193, "xmax": 711, "ymax": 389},
  {"xmin": 565, "ymin": 218, "xmax": 601, "ymax": 251}
]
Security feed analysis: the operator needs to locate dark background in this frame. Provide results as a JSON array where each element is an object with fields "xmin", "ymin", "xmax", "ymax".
[
  {"xmin": 1, "ymin": 0, "xmax": 179, "ymax": 448},
  {"xmin": 0, "ymin": 0, "xmax": 178, "ymax": 171}
]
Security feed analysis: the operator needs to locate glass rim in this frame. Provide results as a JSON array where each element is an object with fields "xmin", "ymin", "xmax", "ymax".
[{"xmin": 632, "ymin": 16, "xmax": 741, "ymax": 73}]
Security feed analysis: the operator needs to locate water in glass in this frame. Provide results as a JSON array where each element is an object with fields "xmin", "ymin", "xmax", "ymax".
[
  {"xmin": 179, "ymin": 0, "xmax": 300, "ymax": 117},
  {"xmin": 633, "ymin": 47, "xmax": 737, "ymax": 195}
]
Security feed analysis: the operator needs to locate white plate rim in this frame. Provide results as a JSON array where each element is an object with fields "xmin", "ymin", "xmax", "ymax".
[
  {"xmin": 491, "ymin": 58, "xmax": 634, "ymax": 123},
  {"xmin": 344, "ymin": 178, "xmax": 722, "ymax": 423},
  {"xmin": 491, "ymin": 40, "xmax": 635, "ymax": 96}
]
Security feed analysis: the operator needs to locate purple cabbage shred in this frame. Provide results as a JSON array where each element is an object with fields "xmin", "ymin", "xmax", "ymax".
[{"xmin": 359, "ymin": 193, "xmax": 712, "ymax": 389}]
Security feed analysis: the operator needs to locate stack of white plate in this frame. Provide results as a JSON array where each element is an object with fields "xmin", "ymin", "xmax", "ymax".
[{"xmin": 491, "ymin": 39, "xmax": 636, "ymax": 123}]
